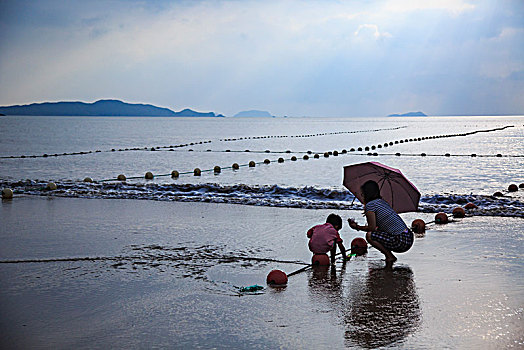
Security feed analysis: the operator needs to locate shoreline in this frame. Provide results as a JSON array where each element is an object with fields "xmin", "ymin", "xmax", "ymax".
[{"xmin": 1, "ymin": 196, "xmax": 523, "ymax": 348}]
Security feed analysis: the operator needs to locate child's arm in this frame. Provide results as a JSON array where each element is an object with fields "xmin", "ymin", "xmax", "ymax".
[
  {"xmin": 306, "ymin": 227, "xmax": 314, "ymax": 238},
  {"xmin": 338, "ymin": 242, "xmax": 347, "ymax": 262}
]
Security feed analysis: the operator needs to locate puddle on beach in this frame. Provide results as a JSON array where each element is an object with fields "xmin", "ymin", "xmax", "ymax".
[{"xmin": 1, "ymin": 198, "xmax": 523, "ymax": 348}]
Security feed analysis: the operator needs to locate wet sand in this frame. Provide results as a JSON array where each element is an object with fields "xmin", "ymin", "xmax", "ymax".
[{"xmin": 0, "ymin": 196, "xmax": 523, "ymax": 349}]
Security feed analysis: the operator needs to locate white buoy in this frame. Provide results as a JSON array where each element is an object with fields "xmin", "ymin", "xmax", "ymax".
[{"xmin": 2, "ymin": 188, "xmax": 13, "ymax": 199}]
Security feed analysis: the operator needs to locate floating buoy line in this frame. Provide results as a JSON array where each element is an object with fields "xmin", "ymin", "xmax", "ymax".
[
  {"xmin": 0, "ymin": 126, "xmax": 407, "ymax": 160},
  {"xmin": 0, "ymin": 124, "xmax": 518, "ymax": 184}
]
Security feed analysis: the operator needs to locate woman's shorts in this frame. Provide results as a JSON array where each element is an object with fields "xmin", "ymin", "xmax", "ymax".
[{"xmin": 370, "ymin": 229, "xmax": 413, "ymax": 253}]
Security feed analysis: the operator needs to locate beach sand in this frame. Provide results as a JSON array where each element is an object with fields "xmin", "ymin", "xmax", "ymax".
[{"xmin": 1, "ymin": 196, "xmax": 523, "ymax": 349}]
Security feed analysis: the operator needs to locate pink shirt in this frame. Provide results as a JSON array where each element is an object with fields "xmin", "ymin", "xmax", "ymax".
[{"xmin": 307, "ymin": 223, "xmax": 343, "ymax": 254}]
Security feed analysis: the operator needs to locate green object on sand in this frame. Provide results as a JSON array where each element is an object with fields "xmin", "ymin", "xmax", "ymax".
[{"xmin": 239, "ymin": 285, "xmax": 264, "ymax": 293}]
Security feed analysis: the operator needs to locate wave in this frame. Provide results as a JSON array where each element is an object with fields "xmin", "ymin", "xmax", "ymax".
[{"xmin": 2, "ymin": 180, "xmax": 523, "ymax": 218}]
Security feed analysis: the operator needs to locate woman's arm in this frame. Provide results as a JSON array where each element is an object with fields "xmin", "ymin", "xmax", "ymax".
[{"xmin": 348, "ymin": 211, "xmax": 377, "ymax": 232}]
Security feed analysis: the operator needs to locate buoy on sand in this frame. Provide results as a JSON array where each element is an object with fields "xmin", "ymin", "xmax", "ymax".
[
  {"xmin": 312, "ymin": 254, "xmax": 330, "ymax": 266},
  {"xmin": 464, "ymin": 202, "xmax": 478, "ymax": 210},
  {"xmin": 351, "ymin": 237, "xmax": 368, "ymax": 256},
  {"xmin": 411, "ymin": 219, "xmax": 426, "ymax": 234},
  {"xmin": 266, "ymin": 270, "xmax": 288, "ymax": 285},
  {"xmin": 452, "ymin": 207, "xmax": 466, "ymax": 218},
  {"xmin": 435, "ymin": 212, "xmax": 449, "ymax": 224}
]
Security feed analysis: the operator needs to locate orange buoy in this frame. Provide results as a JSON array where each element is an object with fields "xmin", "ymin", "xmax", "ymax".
[
  {"xmin": 312, "ymin": 254, "xmax": 330, "ymax": 266},
  {"xmin": 263, "ymin": 159, "xmax": 270, "ymax": 164},
  {"xmin": 232, "ymin": 163, "xmax": 240, "ymax": 169},
  {"xmin": 452, "ymin": 207, "xmax": 466, "ymax": 218},
  {"xmin": 145, "ymin": 171, "xmax": 154, "ymax": 179},
  {"xmin": 214, "ymin": 166, "xmax": 221, "ymax": 174},
  {"xmin": 266, "ymin": 270, "xmax": 288, "ymax": 285},
  {"xmin": 519, "ymin": 183, "xmax": 524, "ymax": 188},
  {"xmin": 249, "ymin": 161, "xmax": 256, "ymax": 167},
  {"xmin": 493, "ymin": 191, "xmax": 503, "ymax": 197},
  {"xmin": 303, "ymin": 155, "xmax": 309, "ymax": 160},
  {"xmin": 411, "ymin": 219, "xmax": 426, "ymax": 234},
  {"xmin": 508, "ymin": 184, "xmax": 518, "ymax": 192},
  {"xmin": 435, "ymin": 212, "xmax": 449, "ymax": 224},
  {"xmin": 117, "ymin": 174, "xmax": 126, "ymax": 181},
  {"xmin": 171, "ymin": 170, "xmax": 179, "ymax": 178},
  {"xmin": 278, "ymin": 158, "xmax": 284, "ymax": 163},
  {"xmin": 351, "ymin": 237, "xmax": 368, "ymax": 256},
  {"xmin": 193, "ymin": 168, "xmax": 201, "ymax": 176},
  {"xmin": 464, "ymin": 202, "xmax": 477, "ymax": 209}
]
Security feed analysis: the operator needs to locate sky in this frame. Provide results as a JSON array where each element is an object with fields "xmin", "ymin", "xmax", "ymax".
[{"xmin": 0, "ymin": 0, "xmax": 523, "ymax": 117}]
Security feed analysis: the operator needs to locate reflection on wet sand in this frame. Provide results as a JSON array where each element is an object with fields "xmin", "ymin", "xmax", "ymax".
[
  {"xmin": 307, "ymin": 262, "xmax": 421, "ymax": 349},
  {"xmin": 344, "ymin": 264, "xmax": 421, "ymax": 349}
]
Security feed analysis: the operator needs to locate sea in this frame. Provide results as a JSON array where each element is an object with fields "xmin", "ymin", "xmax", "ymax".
[
  {"xmin": 1, "ymin": 115, "xmax": 523, "ymax": 217},
  {"xmin": 1, "ymin": 115, "xmax": 523, "ymax": 349}
]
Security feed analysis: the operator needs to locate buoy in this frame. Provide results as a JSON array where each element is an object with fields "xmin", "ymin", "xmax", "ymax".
[
  {"xmin": 46, "ymin": 182, "xmax": 57, "ymax": 190},
  {"xmin": 214, "ymin": 166, "xmax": 221, "ymax": 173},
  {"xmin": 323, "ymin": 152, "xmax": 329, "ymax": 158},
  {"xmin": 351, "ymin": 237, "xmax": 368, "ymax": 256},
  {"xmin": 452, "ymin": 207, "xmax": 466, "ymax": 218},
  {"xmin": 249, "ymin": 161, "xmax": 256, "ymax": 167},
  {"xmin": 145, "ymin": 171, "xmax": 154, "ymax": 179},
  {"xmin": 263, "ymin": 159, "xmax": 270, "ymax": 164},
  {"xmin": 2, "ymin": 188, "xmax": 13, "ymax": 199},
  {"xmin": 303, "ymin": 155, "xmax": 309, "ymax": 160},
  {"xmin": 333, "ymin": 151, "xmax": 339, "ymax": 156},
  {"xmin": 83, "ymin": 177, "xmax": 93, "ymax": 183},
  {"xmin": 194, "ymin": 168, "xmax": 201, "ymax": 176},
  {"xmin": 519, "ymin": 183, "xmax": 524, "ymax": 188},
  {"xmin": 314, "ymin": 154, "xmax": 320, "ymax": 159},
  {"xmin": 291, "ymin": 156, "xmax": 297, "ymax": 161},
  {"xmin": 266, "ymin": 270, "xmax": 288, "ymax": 285},
  {"xmin": 278, "ymin": 158, "xmax": 284, "ymax": 163},
  {"xmin": 117, "ymin": 174, "xmax": 126, "ymax": 181},
  {"xmin": 464, "ymin": 202, "xmax": 477, "ymax": 209},
  {"xmin": 508, "ymin": 184, "xmax": 518, "ymax": 192},
  {"xmin": 312, "ymin": 254, "xmax": 330, "ymax": 266},
  {"xmin": 232, "ymin": 163, "xmax": 240, "ymax": 169},
  {"xmin": 435, "ymin": 212, "xmax": 449, "ymax": 224},
  {"xmin": 411, "ymin": 219, "xmax": 426, "ymax": 234},
  {"xmin": 493, "ymin": 191, "xmax": 503, "ymax": 197}
]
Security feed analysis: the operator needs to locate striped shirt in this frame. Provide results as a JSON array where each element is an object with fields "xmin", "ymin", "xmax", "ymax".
[{"xmin": 365, "ymin": 199, "xmax": 408, "ymax": 234}]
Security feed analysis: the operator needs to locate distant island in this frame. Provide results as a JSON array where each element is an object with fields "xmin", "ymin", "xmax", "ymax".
[
  {"xmin": 388, "ymin": 111, "xmax": 427, "ymax": 117},
  {"xmin": 0, "ymin": 99, "xmax": 225, "ymax": 117},
  {"xmin": 233, "ymin": 110, "xmax": 275, "ymax": 118}
]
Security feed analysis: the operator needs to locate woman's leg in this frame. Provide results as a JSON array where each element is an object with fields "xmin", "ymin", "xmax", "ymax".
[{"xmin": 366, "ymin": 231, "xmax": 397, "ymax": 266}]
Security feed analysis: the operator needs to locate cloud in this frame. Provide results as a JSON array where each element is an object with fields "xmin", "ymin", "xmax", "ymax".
[
  {"xmin": 354, "ymin": 24, "xmax": 393, "ymax": 40},
  {"xmin": 0, "ymin": 0, "xmax": 522, "ymax": 116}
]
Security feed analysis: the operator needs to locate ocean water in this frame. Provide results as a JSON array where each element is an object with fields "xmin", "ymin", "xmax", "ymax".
[
  {"xmin": 1, "ymin": 115, "xmax": 523, "ymax": 216},
  {"xmin": 1, "ymin": 116, "xmax": 523, "ymax": 349}
]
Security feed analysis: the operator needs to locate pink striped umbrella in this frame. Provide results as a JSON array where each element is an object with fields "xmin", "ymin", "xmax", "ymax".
[{"xmin": 343, "ymin": 161, "xmax": 420, "ymax": 213}]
